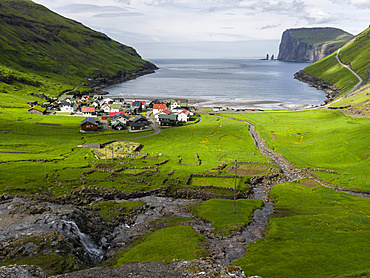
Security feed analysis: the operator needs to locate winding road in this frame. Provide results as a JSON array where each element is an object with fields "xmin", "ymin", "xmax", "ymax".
[{"xmin": 329, "ymin": 48, "xmax": 363, "ymax": 105}]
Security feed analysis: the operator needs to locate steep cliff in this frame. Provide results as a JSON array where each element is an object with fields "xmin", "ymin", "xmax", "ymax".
[{"xmin": 277, "ymin": 27, "xmax": 353, "ymax": 62}]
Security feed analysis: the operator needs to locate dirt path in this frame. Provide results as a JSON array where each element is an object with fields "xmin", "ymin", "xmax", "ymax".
[{"xmin": 215, "ymin": 115, "xmax": 301, "ymax": 181}]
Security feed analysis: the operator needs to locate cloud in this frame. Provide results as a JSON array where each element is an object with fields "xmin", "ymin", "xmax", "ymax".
[
  {"xmin": 59, "ymin": 4, "xmax": 128, "ymax": 14},
  {"xmin": 302, "ymin": 7, "xmax": 342, "ymax": 24},
  {"xmin": 259, "ymin": 23, "xmax": 282, "ymax": 30},
  {"xmin": 330, "ymin": 0, "xmax": 370, "ymax": 8},
  {"xmin": 93, "ymin": 12, "xmax": 143, "ymax": 18}
]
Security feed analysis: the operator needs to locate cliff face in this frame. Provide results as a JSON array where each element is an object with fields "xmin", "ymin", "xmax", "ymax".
[{"xmin": 278, "ymin": 27, "xmax": 353, "ymax": 62}]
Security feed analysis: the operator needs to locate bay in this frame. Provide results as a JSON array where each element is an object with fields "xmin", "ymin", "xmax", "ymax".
[{"xmin": 105, "ymin": 59, "xmax": 327, "ymax": 109}]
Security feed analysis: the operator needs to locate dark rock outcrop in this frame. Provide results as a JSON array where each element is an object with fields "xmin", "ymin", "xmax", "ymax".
[
  {"xmin": 294, "ymin": 70, "xmax": 340, "ymax": 103},
  {"xmin": 0, "ymin": 265, "xmax": 47, "ymax": 278},
  {"xmin": 278, "ymin": 27, "xmax": 353, "ymax": 62}
]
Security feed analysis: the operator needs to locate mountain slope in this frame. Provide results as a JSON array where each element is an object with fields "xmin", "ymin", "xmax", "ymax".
[
  {"xmin": 278, "ymin": 27, "xmax": 353, "ymax": 62},
  {"xmin": 297, "ymin": 27, "xmax": 370, "ymax": 116},
  {"xmin": 0, "ymin": 0, "xmax": 156, "ymax": 106}
]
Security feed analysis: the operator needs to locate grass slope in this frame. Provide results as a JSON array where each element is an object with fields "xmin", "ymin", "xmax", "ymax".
[
  {"xmin": 234, "ymin": 182, "xmax": 370, "ymax": 278},
  {"xmin": 303, "ymin": 27, "xmax": 370, "ymax": 96},
  {"xmin": 221, "ymin": 111, "xmax": 370, "ymax": 191},
  {"xmin": 0, "ymin": 0, "xmax": 156, "ymax": 107}
]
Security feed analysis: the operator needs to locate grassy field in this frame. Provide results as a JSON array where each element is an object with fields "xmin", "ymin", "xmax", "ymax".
[
  {"xmin": 0, "ymin": 111, "xmax": 266, "ymax": 196},
  {"xmin": 234, "ymin": 181, "xmax": 370, "ymax": 278},
  {"xmin": 192, "ymin": 199, "xmax": 264, "ymax": 236},
  {"xmin": 112, "ymin": 226, "xmax": 209, "ymax": 266},
  {"xmin": 221, "ymin": 110, "xmax": 370, "ymax": 191}
]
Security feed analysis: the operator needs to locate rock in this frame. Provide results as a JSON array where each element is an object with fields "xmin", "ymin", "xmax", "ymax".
[
  {"xmin": 0, "ymin": 265, "xmax": 47, "ymax": 278},
  {"xmin": 277, "ymin": 27, "xmax": 353, "ymax": 62}
]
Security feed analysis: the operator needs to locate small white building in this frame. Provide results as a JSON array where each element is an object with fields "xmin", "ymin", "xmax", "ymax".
[
  {"xmin": 177, "ymin": 110, "xmax": 191, "ymax": 122},
  {"xmin": 101, "ymin": 103, "xmax": 111, "ymax": 113},
  {"xmin": 59, "ymin": 103, "xmax": 77, "ymax": 113}
]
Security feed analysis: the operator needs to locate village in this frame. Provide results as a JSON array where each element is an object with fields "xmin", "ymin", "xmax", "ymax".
[{"xmin": 26, "ymin": 93, "xmax": 196, "ymax": 132}]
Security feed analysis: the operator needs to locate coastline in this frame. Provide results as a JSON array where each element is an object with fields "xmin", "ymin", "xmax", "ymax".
[
  {"xmin": 294, "ymin": 70, "xmax": 340, "ymax": 104},
  {"xmin": 96, "ymin": 61, "xmax": 334, "ymax": 111}
]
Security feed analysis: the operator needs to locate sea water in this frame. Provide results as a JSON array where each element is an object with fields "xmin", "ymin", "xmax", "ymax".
[{"xmin": 105, "ymin": 59, "xmax": 327, "ymax": 109}]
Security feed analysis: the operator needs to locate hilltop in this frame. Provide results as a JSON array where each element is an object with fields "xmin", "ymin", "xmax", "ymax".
[
  {"xmin": 277, "ymin": 27, "xmax": 353, "ymax": 62},
  {"xmin": 295, "ymin": 26, "xmax": 370, "ymax": 116},
  {"xmin": 0, "ymin": 0, "xmax": 156, "ymax": 107}
]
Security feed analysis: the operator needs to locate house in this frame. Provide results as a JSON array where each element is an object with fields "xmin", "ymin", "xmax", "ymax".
[
  {"xmin": 101, "ymin": 103, "xmax": 111, "ymax": 113},
  {"xmin": 149, "ymin": 99, "xmax": 161, "ymax": 108},
  {"xmin": 153, "ymin": 104, "xmax": 167, "ymax": 115},
  {"xmin": 170, "ymin": 99, "xmax": 188, "ymax": 110},
  {"xmin": 28, "ymin": 106, "xmax": 46, "ymax": 115},
  {"xmin": 155, "ymin": 109, "xmax": 171, "ymax": 120},
  {"xmin": 58, "ymin": 95, "xmax": 75, "ymax": 102},
  {"xmin": 112, "ymin": 97, "xmax": 126, "ymax": 105},
  {"xmin": 27, "ymin": 100, "xmax": 38, "ymax": 107},
  {"xmin": 129, "ymin": 121, "xmax": 146, "ymax": 131},
  {"xmin": 127, "ymin": 101, "xmax": 142, "ymax": 115},
  {"xmin": 113, "ymin": 113, "xmax": 131, "ymax": 121},
  {"xmin": 104, "ymin": 98, "xmax": 114, "ymax": 104},
  {"xmin": 80, "ymin": 118, "xmax": 99, "ymax": 131},
  {"xmin": 111, "ymin": 103, "xmax": 123, "ymax": 113},
  {"xmin": 93, "ymin": 95, "xmax": 103, "ymax": 100},
  {"xmin": 111, "ymin": 118, "xmax": 127, "ymax": 130},
  {"xmin": 132, "ymin": 115, "xmax": 149, "ymax": 124},
  {"xmin": 81, "ymin": 107, "xmax": 95, "ymax": 116},
  {"xmin": 212, "ymin": 107, "xmax": 223, "ymax": 112},
  {"xmin": 158, "ymin": 113, "xmax": 177, "ymax": 126},
  {"xmin": 60, "ymin": 103, "xmax": 77, "ymax": 113},
  {"xmin": 177, "ymin": 110, "xmax": 191, "ymax": 122}
]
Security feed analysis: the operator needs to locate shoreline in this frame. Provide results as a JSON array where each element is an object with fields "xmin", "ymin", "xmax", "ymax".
[{"xmin": 94, "ymin": 66, "xmax": 335, "ymax": 111}]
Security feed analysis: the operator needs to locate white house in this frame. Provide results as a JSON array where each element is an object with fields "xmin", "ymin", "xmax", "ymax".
[
  {"xmin": 177, "ymin": 110, "xmax": 191, "ymax": 122},
  {"xmin": 101, "ymin": 103, "xmax": 111, "ymax": 113},
  {"xmin": 59, "ymin": 103, "xmax": 77, "ymax": 113},
  {"xmin": 153, "ymin": 104, "xmax": 166, "ymax": 115}
]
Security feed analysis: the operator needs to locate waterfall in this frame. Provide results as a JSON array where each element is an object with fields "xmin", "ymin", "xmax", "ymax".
[{"xmin": 62, "ymin": 220, "xmax": 104, "ymax": 263}]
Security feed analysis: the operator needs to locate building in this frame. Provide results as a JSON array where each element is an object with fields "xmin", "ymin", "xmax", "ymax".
[
  {"xmin": 158, "ymin": 113, "xmax": 178, "ymax": 126},
  {"xmin": 81, "ymin": 107, "xmax": 95, "ymax": 116},
  {"xmin": 59, "ymin": 103, "xmax": 77, "ymax": 113},
  {"xmin": 80, "ymin": 118, "xmax": 99, "ymax": 131},
  {"xmin": 27, "ymin": 101, "xmax": 38, "ymax": 107},
  {"xmin": 28, "ymin": 106, "xmax": 46, "ymax": 115},
  {"xmin": 127, "ymin": 101, "xmax": 142, "ymax": 115},
  {"xmin": 153, "ymin": 104, "xmax": 167, "ymax": 115},
  {"xmin": 177, "ymin": 110, "xmax": 191, "ymax": 122}
]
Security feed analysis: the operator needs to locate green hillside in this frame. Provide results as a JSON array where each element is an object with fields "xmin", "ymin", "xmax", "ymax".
[
  {"xmin": 302, "ymin": 27, "xmax": 370, "ymax": 115},
  {"xmin": 0, "ymin": 0, "xmax": 156, "ymax": 107}
]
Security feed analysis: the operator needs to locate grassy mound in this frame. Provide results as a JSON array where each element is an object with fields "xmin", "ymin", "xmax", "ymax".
[
  {"xmin": 192, "ymin": 199, "xmax": 264, "ymax": 236},
  {"xmin": 113, "ymin": 226, "xmax": 209, "ymax": 266}
]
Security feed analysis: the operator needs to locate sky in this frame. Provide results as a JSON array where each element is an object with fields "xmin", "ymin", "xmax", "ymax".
[{"xmin": 33, "ymin": 0, "xmax": 369, "ymax": 59}]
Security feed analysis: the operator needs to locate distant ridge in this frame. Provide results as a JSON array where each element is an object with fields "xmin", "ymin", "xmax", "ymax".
[{"xmin": 278, "ymin": 27, "xmax": 353, "ymax": 62}]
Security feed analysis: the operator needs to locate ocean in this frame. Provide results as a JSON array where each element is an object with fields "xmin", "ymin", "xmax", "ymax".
[{"xmin": 105, "ymin": 59, "xmax": 327, "ymax": 109}]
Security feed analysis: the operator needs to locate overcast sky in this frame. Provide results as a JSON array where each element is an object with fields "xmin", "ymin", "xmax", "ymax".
[{"xmin": 33, "ymin": 0, "xmax": 369, "ymax": 59}]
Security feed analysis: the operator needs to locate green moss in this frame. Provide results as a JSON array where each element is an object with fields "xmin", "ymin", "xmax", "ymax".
[{"xmin": 1, "ymin": 254, "xmax": 79, "ymax": 276}]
